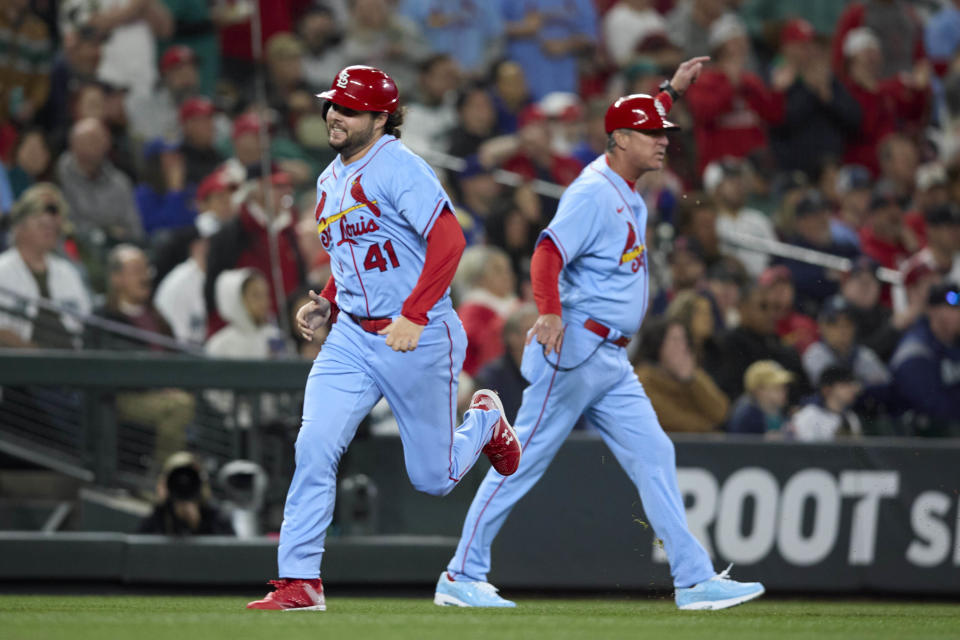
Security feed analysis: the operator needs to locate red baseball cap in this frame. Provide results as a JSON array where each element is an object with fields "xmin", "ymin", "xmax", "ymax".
[
  {"xmin": 517, "ymin": 105, "xmax": 547, "ymax": 129},
  {"xmin": 179, "ymin": 96, "xmax": 215, "ymax": 122},
  {"xmin": 196, "ymin": 170, "xmax": 232, "ymax": 200},
  {"xmin": 781, "ymin": 18, "xmax": 815, "ymax": 45},
  {"xmin": 160, "ymin": 45, "xmax": 196, "ymax": 73},
  {"xmin": 605, "ymin": 94, "xmax": 678, "ymax": 133},
  {"xmin": 232, "ymin": 112, "xmax": 262, "ymax": 139}
]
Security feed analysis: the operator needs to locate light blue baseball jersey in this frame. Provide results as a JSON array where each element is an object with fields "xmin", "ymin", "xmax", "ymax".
[
  {"xmin": 539, "ymin": 154, "xmax": 650, "ymax": 336},
  {"xmin": 315, "ymin": 134, "xmax": 453, "ymax": 320}
]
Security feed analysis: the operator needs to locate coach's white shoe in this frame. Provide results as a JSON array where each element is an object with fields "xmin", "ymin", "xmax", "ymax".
[
  {"xmin": 434, "ymin": 572, "xmax": 516, "ymax": 607},
  {"xmin": 675, "ymin": 565, "xmax": 765, "ymax": 610}
]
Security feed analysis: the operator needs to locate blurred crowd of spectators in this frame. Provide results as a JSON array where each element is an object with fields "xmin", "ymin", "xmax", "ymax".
[{"xmin": 2, "ymin": 0, "xmax": 960, "ymax": 454}]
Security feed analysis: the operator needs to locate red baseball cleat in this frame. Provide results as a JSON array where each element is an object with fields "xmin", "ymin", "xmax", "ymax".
[
  {"xmin": 246, "ymin": 578, "xmax": 326, "ymax": 611},
  {"xmin": 472, "ymin": 389, "xmax": 522, "ymax": 476}
]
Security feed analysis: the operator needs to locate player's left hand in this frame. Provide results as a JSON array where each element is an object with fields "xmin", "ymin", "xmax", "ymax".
[
  {"xmin": 669, "ymin": 56, "xmax": 711, "ymax": 95},
  {"xmin": 379, "ymin": 315, "xmax": 425, "ymax": 352}
]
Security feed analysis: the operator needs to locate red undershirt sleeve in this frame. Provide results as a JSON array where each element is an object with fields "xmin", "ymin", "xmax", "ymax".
[
  {"xmin": 319, "ymin": 274, "xmax": 339, "ymax": 323},
  {"xmin": 401, "ymin": 208, "xmax": 466, "ymax": 325},
  {"xmin": 531, "ymin": 237, "xmax": 563, "ymax": 317}
]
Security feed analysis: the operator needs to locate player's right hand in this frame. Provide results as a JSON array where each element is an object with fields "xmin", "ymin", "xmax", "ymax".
[
  {"xmin": 296, "ymin": 290, "xmax": 331, "ymax": 342},
  {"xmin": 527, "ymin": 313, "xmax": 564, "ymax": 356}
]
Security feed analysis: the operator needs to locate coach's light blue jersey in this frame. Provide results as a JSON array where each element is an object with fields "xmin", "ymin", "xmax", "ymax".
[
  {"xmin": 315, "ymin": 135, "xmax": 454, "ymax": 320},
  {"xmin": 539, "ymin": 155, "xmax": 650, "ymax": 336}
]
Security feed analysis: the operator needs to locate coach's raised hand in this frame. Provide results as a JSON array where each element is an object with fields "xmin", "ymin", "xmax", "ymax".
[
  {"xmin": 296, "ymin": 290, "xmax": 331, "ymax": 342},
  {"xmin": 379, "ymin": 315, "xmax": 425, "ymax": 352},
  {"xmin": 669, "ymin": 56, "xmax": 710, "ymax": 94}
]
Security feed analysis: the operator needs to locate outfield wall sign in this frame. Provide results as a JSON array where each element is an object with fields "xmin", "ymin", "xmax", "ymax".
[{"xmin": 488, "ymin": 437, "xmax": 960, "ymax": 593}]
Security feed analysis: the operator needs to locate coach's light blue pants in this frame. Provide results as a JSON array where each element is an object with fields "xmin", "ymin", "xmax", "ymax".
[
  {"xmin": 278, "ymin": 311, "xmax": 500, "ymax": 579},
  {"xmin": 446, "ymin": 311, "xmax": 716, "ymax": 589}
]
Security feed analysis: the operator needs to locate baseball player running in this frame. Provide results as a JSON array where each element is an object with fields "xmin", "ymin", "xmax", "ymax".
[
  {"xmin": 434, "ymin": 57, "xmax": 765, "ymax": 611},
  {"xmin": 247, "ymin": 65, "xmax": 522, "ymax": 611}
]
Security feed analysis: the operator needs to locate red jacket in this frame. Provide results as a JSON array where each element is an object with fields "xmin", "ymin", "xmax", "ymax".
[
  {"xmin": 458, "ymin": 301, "xmax": 506, "ymax": 377},
  {"xmin": 685, "ymin": 69, "xmax": 785, "ymax": 174},
  {"xmin": 843, "ymin": 78, "xmax": 929, "ymax": 175}
]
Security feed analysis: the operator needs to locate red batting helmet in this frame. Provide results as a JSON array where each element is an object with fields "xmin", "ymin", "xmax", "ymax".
[
  {"xmin": 317, "ymin": 65, "xmax": 399, "ymax": 114},
  {"xmin": 604, "ymin": 94, "xmax": 679, "ymax": 134}
]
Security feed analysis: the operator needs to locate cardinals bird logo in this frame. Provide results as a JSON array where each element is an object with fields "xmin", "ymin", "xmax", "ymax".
[
  {"xmin": 620, "ymin": 221, "xmax": 645, "ymax": 273},
  {"xmin": 350, "ymin": 176, "xmax": 381, "ymax": 217},
  {"xmin": 315, "ymin": 191, "xmax": 327, "ymax": 222}
]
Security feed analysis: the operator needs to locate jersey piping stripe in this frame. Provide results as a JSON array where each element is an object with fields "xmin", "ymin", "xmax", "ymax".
[
  {"xmin": 347, "ymin": 242, "xmax": 371, "ymax": 317},
  {"xmin": 588, "ymin": 165, "xmax": 633, "ymax": 212},
  {"xmin": 420, "ymin": 199, "xmax": 445, "ymax": 238},
  {"xmin": 456, "ymin": 332, "xmax": 564, "ymax": 577},
  {"xmin": 443, "ymin": 321, "xmax": 457, "ymax": 482},
  {"xmin": 542, "ymin": 229, "xmax": 569, "ymax": 265},
  {"xmin": 336, "ymin": 138, "xmax": 397, "ymax": 317}
]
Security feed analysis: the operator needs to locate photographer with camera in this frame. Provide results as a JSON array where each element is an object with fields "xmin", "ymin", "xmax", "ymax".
[{"xmin": 138, "ymin": 451, "xmax": 235, "ymax": 536}]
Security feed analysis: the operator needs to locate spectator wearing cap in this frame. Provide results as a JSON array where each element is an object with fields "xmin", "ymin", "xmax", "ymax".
[
  {"xmin": 39, "ymin": 23, "xmax": 105, "ymax": 136},
  {"xmin": 704, "ymin": 157, "xmax": 776, "ymax": 279},
  {"xmin": 227, "ymin": 112, "xmax": 266, "ymax": 177},
  {"xmin": 500, "ymin": 0, "xmax": 597, "ymax": 100},
  {"xmin": 602, "ymin": 0, "xmax": 667, "ymax": 68},
  {"xmin": 297, "ymin": 5, "xmax": 346, "ymax": 94},
  {"xmin": 157, "ymin": 1, "xmax": 220, "ymax": 98},
  {"xmin": 650, "ymin": 235, "xmax": 707, "ymax": 315},
  {"xmin": 489, "ymin": 60, "xmax": 531, "ymax": 136},
  {"xmin": 789, "ymin": 365, "xmax": 863, "ymax": 441},
  {"xmin": 665, "ymin": 0, "xmax": 728, "ymax": 60},
  {"xmin": 0, "ymin": 0, "xmax": 52, "ymax": 126},
  {"xmin": 900, "ymin": 202, "xmax": 960, "ymax": 296},
  {"xmin": 634, "ymin": 317, "xmax": 729, "ymax": 433},
  {"xmin": 204, "ymin": 169, "xmax": 305, "ymax": 335},
  {"xmin": 400, "ymin": 0, "xmax": 503, "ymax": 77},
  {"xmin": 0, "ymin": 184, "xmax": 91, "ymax": 349},
  {"xmin": 830, "ymin": 164, "xmax": 873, "ymax": 250},
  {"xmin": 803, "ymin": 295, "xmax": 890, "ymax": 388},
  {"xmin": 500, "ymin": 104, "xmax": 583, "ymax": 194},
  {"xmin": 774, "ymin": 190, "xmax": 861, "ymax": 313},
  {"xmin": 402, "ymin": 54, "xmax": 462, "ymax": 157},
  {"xmin": 705, "ymin": 282, "xmax": 807, "ymax": 401},
  {"xmin": 674, "ymin": 193, "xmax": 722, "ymax": 268},
  {"xmin": 759, "ymin": 264, "xmax": 819, "ymax": 355},
  {"xmin": 454, "ymin": 246, "xmax": 519, "ymax": 376},
  {"xmin": 769, "ymin": 19, "xmax": 861, "ymax": 180},
  {"xmin": 859, "ymin": 183, "xmax": 917, "ymax": 273},
  {"xmin": 890, "ymin": 282, "xmax": 960, "ymax": 435},
  {"xmin": 178, "ymin": 97, "xmax": 224, "ymax": 186},
  {"xmin": 840, "ymin": 255, "xmax": 914, "ymax": 362},
  {"xmin": 725, "ymin": 360, "xmax": 793, "ymax": 435},
  {"xmin": 832, "ymin": 0, "xmax": 927, "ymax": 81},
  {"xmin": 341, "ymin": 0, "xmax": 431, "ymax": 97},
  {"xmin": 154, "ymin": 220, "xmax": 216, "ymax": 346},
  {"xmin": 56, "ymin": 117, "xmax": 144, "ymax": 247},
  {"xmin": 57, "ymin": 0, "xmax": 172, "ymax": 99},
  {"xmin": 264, "ymin": 32, "xmax": 312, "ymax": 137},
  {"xmin": 903, "ymin": 163, "xmax": 951, "ymax": 247},
  {"xmin": 685, "ymin": 14, "xmax": 785, "ymax": 174},
  {"xmin": 840, "ymin": 27, "xmax": 930, "ymax": 176},
  {"xmin": 134, "ymin": 139, "xmax": 195, "ymax": 237},
  {"xmin": 128, "ymin": 44, "xmax": 200, "ymax": 144},
  {"xmin": 450, "ymin": 155, "xmax": 501, "ymax": 246}
]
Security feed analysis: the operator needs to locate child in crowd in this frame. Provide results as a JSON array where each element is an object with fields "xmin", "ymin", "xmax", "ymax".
[{"xmin": 725, "ymin": 360, "xmax": 793, "ymax": 435}]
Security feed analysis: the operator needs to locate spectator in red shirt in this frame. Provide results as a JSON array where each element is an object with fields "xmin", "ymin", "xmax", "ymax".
[
  {"xmin": 760, "ymin": 265, "xmax": 819, "ymax": 355},
  {"xmin": 840, "ymin": 27, "xmax": 931, "ymax": 176},
  {"xmin": 454, "ymin": 245, "xmax": 519, "ymax": 376},
  {"xmin": 502, "ymin": 105, "xmax": 584, "ymax": 187},
  {"xmin": 685, "ymin": 14, "xmax": 785, "ymax": 174},
  {"xmin": 831, "ymin": 0, "xmax": 926, "ymax": 81}
]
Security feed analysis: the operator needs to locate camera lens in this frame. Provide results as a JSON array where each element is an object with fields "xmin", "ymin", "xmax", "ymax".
[{"xmin": 166, "ymin": 466, "xmax": 202, "ymax": 501}]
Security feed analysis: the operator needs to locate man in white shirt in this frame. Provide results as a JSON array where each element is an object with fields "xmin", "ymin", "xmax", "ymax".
[{"xmin": 0, "ymin": 184, "xmax": 91, "ymax": 350}]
